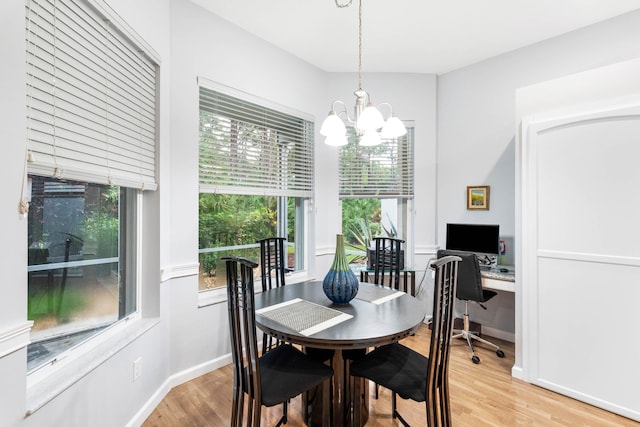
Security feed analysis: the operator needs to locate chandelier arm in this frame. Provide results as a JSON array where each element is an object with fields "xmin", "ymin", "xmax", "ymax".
[
  {"xmin": 332, "ymin": 100, "xmax": 355, "ymax": 124},
  {"xmin": 335, "ymin": 0, "xmax": 353, "ymax": 7}
]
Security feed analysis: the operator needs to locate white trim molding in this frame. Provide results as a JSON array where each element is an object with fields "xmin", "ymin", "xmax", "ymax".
[
  {"xmin": 414, "ymin": 244, "xmax": 439, "ymax": 256},
  {"xmin": 198, "ymin": 286, "xmax": 227, "ymax": 307},
  {"xmin": 0, "ymin": 321, "xmax": 33, "ymax": 359},
  {"xmin": 315, "ymin": 245, "xmax": 336, "ymax": 257},
  {"xmin": 160, "ymin": 262, "xmax": 199, "ymax": 283}
]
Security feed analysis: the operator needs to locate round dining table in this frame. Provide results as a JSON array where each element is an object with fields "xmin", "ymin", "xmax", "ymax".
[{"xmin": 254, "ymin": 280, "xmax": 427, "ymax": 427}]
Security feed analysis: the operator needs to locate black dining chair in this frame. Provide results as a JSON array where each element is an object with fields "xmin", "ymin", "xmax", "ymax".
[
  {"xmin": 367, "ymin": 236, "xmax": 405, "ymax": 292},
  {"xmin": 349, "ymin": 255, "xmax": 461, "ymax": 427},
  {"xmin": 256, "ymin": 237, "xmax": 291, "ymax": 291},
  {"xmin": 256, "ymin": 237, "xmax": 334, "ymax": 421},
  {"xmin": 256, "ymin": 237, "xmax": 290, "ymax": 354},
  {"xmin": 224, "ymin": 256, "xmax": 333, "ymax": 427},
  {"xmin": 350, "ymin": 236, "xmax": 406, "ymax": 400}
]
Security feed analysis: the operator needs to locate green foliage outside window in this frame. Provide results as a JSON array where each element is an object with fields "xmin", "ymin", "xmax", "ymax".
[
  {"xmin": 199, "ymin": 193, "xmax": 279, "ymax": 277},
  {"xmin": 342, "ymin": 198, "xmax": 382, "ymax": 264}
]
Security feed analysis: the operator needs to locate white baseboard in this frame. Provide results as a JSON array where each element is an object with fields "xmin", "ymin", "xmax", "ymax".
[
  {"xmin": 511, "ymin": 365, "xmax": 524, "ymax": 380},
  {"xmin": 126, "ymin": 353, "xmax": 232, "ymax": 427},
  {"xmin": 481, "ymin": 325, "xmax": 515, "ymax": 343}
]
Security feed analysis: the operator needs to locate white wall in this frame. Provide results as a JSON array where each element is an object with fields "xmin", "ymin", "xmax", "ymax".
[
  {"xmin": 0, "ymin": 0, "xmax": 30, "ymax": 423},
  {"xmin": 437, "ymin": 8, "xmax": 640, "ymax": 345},
  {"xmin": 166, "ymin": 0, "xmax": 334, "ymax": 377}
]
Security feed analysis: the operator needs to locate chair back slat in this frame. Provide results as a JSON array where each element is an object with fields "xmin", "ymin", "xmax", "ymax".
[
  {"xmin": 257, "ymin": 237, "xmax": 287, "ymax": 291},
  {"xmin": 225, "ymin": 256, "xmax": 261, "ymax": 427},
  {"xmin": 427, "ymin": 255, "xmax": 460, "ymax": 427},
  {"xmin": 372, "ymin": 237, "xmax": 405, "ymax": 291},
  {"xmin": 256, "ymin": 237, "xmax": 289, "ymax": 354}
]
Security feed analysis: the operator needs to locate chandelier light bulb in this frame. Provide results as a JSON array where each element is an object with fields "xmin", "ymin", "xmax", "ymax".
[
  {"xmin": 357, "ymin": 104, "xmax": 385, "ymax": 131},
  {"xmin": 320, "ymin": 112, "xmax": 347, "ymax": 137},
  {"xmin": 380, "ymin": 115, "xmax": 407, "ymax": 138},
  {"xmin": 324, "ymin": 133, "xmax": 349, "ymax": 146},
  {"xmin": 359, "ymin": 130, "xmax": 382, "ymax": 146}
]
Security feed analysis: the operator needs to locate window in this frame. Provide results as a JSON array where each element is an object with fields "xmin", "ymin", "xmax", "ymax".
[
  {"xmin": 25, "ymin": 0, "xmax": 158, "ymax": 372},
  {"xmin": 198, "ymin": 83, "xmax": 314, "ymax": 291},
  {"xmin": 27, "ymin": 176, "xmax": 137, "ymax": 371},
  {"xmin": 340, "ymin": 128, "xmax": 414, "ymax": 265}
]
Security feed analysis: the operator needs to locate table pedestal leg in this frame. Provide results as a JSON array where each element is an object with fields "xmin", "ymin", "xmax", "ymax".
[{"xmin": 332, "ymin": 350, "xmax": 345, "ymax": 426}]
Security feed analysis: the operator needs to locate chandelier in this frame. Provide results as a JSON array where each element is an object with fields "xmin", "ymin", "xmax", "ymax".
[{"xmin": 320, "ymin": 0, "xmax": 407, "ymax": 147}]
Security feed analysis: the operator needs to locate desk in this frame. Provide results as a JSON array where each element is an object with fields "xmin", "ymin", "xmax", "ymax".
[
  {"xmin": 481, "ymin": 266, "xmax": 515, "ymax": 293},
  {"xmin": 254, "ymin": 281, "xmax": 426, "ymax": 427}
]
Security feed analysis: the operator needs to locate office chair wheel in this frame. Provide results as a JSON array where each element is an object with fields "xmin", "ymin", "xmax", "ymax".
[
  {"xmin": 496, "ymin": 349, "xmax": 505, "ymax": 358},
  {"xmin": 472, "ymin": 355, "xmax": 480, "ymax": 364}
]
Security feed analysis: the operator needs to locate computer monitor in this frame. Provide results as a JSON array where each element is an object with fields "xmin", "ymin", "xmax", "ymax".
[{"xmin": 445, "ymin": 223, "xmax": 500, "ymax": 268}]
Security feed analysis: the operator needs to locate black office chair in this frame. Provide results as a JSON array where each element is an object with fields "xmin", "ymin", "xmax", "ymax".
[
  {"xmin": 437, "ymin": 249, "xmax": 505, "ymax": 364},
  {"xmin": 224, "ymin": 256, "xmax": 333, "ymax": 427},
  {"xmin": 349, "ymin": 255, "xmax": 461, "ymax": 427}
]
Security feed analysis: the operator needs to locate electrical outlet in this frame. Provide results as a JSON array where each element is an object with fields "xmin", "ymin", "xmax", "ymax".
[{"xmin": 133, "ymin": 357, "xmax": 142, "ymax": 381}]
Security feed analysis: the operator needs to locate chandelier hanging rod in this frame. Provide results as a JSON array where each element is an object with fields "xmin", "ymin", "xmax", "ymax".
[{"xmin": 321, "ymin": 0, "xmax": 407, "ymax": 147}]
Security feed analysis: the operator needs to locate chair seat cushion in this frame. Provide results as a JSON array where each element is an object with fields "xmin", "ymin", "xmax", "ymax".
[
  {"xmin": 481, "ymin": 289, "xmax": 497, "ymax": 303},
  {"xmin": 349, "ymin": 343, "xmax": 428, "ymax": 402},
  {"xmin": 251, "ymin": 344, "xmax": 333, "ymax": 407},
  {"xmin": 343, "ymin": 348, "xmax": 367, "ymax": 361},
  {"xmin": 304, "ymin": 346, "xmax": 335, "ymax": 362}
]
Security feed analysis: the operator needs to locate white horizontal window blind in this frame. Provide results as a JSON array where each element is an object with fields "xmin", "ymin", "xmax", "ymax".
[
  {"xmin": 199, "ymin": 86, "xmax": 314, "ymax": 198},
  {"xmin": 339, "ymin": 127, "xmax": 414, "ymax": 198},
  {"xmin": 25, "ymin": 0, "xmax": 158, "ymax": 190}
]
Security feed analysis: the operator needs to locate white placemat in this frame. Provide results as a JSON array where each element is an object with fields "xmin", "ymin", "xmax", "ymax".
[
  {"xmin": 256, "ymin": 298, "xmax": 353, "ymax": 336},
  {"xmin": 355, "ymin": 285, "xmax": 405, "ymax": 305}
]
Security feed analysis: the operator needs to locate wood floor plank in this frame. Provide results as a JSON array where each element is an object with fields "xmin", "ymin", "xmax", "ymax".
[{"xmin": 142, "ymin": 325, "xmax": 639, "ymax": 426}]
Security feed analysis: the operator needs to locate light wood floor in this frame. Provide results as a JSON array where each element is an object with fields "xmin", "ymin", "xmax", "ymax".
[{"xmin": 142, "ymin": 325, "xmax": 638, "ymax": 426}]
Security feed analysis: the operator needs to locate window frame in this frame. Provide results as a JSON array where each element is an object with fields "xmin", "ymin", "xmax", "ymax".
[
  {"xmin": 339, "ymin": 125, "xmax": 416, "ymax": 267},
  {"xmin": 26, "ymin": 189, "xmax": 149, "ymax": 412},
  {"xmin": 197, "ymin": 79, "xmax": 314, "ymax": 297},
  {"xmin": 23, "ymin": 0, "xmax": 159, "ymax": 390}
]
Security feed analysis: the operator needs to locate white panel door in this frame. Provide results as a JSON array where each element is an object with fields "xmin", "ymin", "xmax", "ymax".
[{"xmin": 521, "ymin": 102, "xmax": 640, "ymax": 422}]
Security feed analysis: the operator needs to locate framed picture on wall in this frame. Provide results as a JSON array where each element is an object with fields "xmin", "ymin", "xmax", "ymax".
[{"xmin": 467, "ymin": 185, "xmax": 490, "ymax": 210}]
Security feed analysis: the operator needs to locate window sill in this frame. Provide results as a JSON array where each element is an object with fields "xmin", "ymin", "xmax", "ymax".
[
  {"xmin": 197, "ymin": 272, "xmax": 314, "ymax": 308},
  {"xmin": 26, "ymin": 316, "xmax": 159, "ymax": 416}
]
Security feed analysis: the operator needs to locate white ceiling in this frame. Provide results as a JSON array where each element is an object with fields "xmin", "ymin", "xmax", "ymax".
[{"xmin": 190, "ymin": 0, "xmax": 639, "ymax": 74}]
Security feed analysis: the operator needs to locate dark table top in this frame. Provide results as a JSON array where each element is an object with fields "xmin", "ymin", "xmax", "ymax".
[{"xmin": 254, "ymin": 281, "xmax": 427, "ymax": 351}]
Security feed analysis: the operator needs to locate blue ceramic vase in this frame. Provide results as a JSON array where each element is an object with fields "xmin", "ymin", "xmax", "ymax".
[{"xmin": 323, "ymin": 234, "xmax": 359, "ymax": 304}]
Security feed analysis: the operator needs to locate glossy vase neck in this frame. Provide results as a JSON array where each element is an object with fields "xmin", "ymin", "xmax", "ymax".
[{"xmin": 332, "ymin": 234, "xmax": 350, "ymax": 271}]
